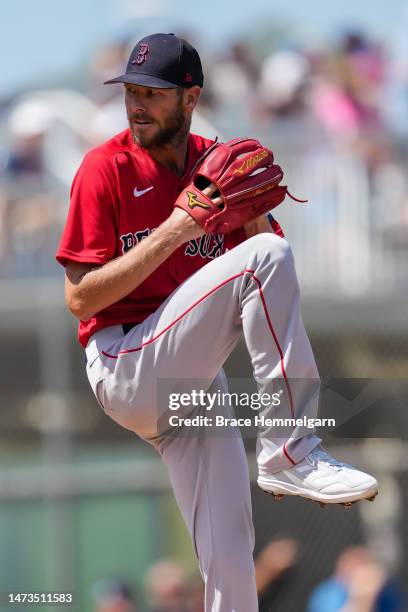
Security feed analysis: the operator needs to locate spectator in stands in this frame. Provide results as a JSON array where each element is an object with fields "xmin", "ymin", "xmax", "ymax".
[
  {"xmin": 91, "ymin": 578, "xmax": 138, "ymax": 612},
  {"xmin": 307, "ymin": 545, "xmax": 407, "ymax": 612},
  {"xmin": 0, "ymin": 99, "xmax": 62, "ymax": 275},
  {"xmin": 256, "ymin": 537, "xmax": 300, "ymax": 612},
  {"xmin": 257, "ymin": 49, "xmax": 309, "ymax": 119},
  {"xmin": 144, "ymin": 559, "xmax": 191, "ymax": 612}
]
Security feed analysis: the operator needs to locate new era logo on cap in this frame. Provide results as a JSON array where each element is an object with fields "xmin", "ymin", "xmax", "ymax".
[{"xmin": 104, "ymin": 33, "xmax": 204, "ymax": 89}]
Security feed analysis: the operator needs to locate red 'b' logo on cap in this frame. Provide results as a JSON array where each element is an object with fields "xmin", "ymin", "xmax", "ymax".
[
  {"xmin": 185, "ymin": 73, "xmax": 193, "ymax": 83},
  {"xmin": 133, "ymin": 43, "xmax": 149, "ymax": 65}
]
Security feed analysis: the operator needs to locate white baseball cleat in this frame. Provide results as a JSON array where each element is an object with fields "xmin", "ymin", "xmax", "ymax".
[{"xmin": 257, "ymin": 445, "xmax": 378, "ymax": 507}]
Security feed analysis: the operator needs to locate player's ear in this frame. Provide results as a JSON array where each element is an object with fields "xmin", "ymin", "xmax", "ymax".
[{"xmin": 183, "ymin": 86, "xmax": 201, "ymax": 112}]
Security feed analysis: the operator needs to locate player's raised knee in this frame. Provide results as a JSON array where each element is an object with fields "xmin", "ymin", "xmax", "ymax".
[{"xmin": 247, "ymin": 232, "xmax": 292, "ymax": 262}]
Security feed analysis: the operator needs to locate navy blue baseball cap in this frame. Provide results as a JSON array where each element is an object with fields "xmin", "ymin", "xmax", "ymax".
[{"xmin": 104, "ymin": 33, "xmax": 204, "ymax": 88}]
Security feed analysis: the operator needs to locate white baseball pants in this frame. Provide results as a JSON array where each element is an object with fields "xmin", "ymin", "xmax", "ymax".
[{"xmin": 85, "ymin": 233, "xmax": 322, "ymax": 612}]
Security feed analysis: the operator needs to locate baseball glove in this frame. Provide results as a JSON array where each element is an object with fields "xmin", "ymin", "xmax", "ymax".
[{"xmin": 174, "ymin": 137, "xmax": 306, "ymax": 235}]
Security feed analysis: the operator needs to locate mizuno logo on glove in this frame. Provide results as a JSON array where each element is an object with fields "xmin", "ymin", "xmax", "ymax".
[
  {"xmin": 233, "ymin": 149, "xmax": 269, "ymax": 175},
  {"xmin": 187, "ymin": 191, "xmax": 210, "ymax": 209}
]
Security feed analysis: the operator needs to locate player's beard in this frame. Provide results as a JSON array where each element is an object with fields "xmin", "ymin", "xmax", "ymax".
[{"xmin": 129, "ymin": 96, "xmax": 189, "ymax": 150}]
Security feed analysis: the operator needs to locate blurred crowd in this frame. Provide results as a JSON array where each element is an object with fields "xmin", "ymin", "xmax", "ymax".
[
  {"xmin": 91, "ymin": 539, "xmax": 407, "ymax": 612},
  {"xmin": 1, "ymin": 26, "xmax": 408, "ymax": 280}
]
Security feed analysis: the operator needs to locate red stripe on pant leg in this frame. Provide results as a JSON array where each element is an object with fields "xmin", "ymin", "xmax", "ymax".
[
  {"xmin": 249, "ymin": 274, "xmax": 296, "ymax": 419},
  {"xmin": 102, "ymin": 270, "xmax": 255, "ymax": 359},
  {"xmin": 249, "ymin": 273, "xmax": 297, "ymax": 466},
  {"xmin": 283, "ymin": 443, "xmax": 296, "ymax": 466}
]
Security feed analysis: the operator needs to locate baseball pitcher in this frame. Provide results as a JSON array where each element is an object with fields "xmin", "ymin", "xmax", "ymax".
[{"xmin": 56, "ymin": 33, "xmax": 378, "ymax": 612}]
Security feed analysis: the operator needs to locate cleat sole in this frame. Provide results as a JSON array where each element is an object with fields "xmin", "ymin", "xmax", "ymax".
[
  {"xmin": 258, "ymin": 477, "xmax": 378, "ymax": 507},
  {"xmin": 260, "ymin": 486, "xmax": 378, "ymax": 507}
]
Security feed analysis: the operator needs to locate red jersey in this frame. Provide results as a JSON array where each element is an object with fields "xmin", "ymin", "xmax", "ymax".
[{"xmin": 56, "ymin": 129, "xmax": 283, "ymax": 347}]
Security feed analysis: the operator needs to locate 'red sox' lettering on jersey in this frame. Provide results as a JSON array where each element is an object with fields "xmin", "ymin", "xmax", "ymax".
[
  {"xmin": 185, "ymin": 234, "xmax": 225, "ymax": 259},
  {"xmin": 120, "ymin": 228, "xmax": 156, "ymax": 253},
  {"xmin": 120, "ymin": 227, "xmax": 224, "ymax": 261}
]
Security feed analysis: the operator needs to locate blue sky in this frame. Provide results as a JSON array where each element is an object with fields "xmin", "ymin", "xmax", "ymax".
[{"xmin": 1, "ymin": 0, "xmax": 408, "ymax": 96}]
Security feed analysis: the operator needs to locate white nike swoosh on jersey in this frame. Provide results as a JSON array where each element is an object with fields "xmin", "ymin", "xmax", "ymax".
[{"xmin": 134, "ymin": 186, "xmax": 154, "ymax": 197}]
